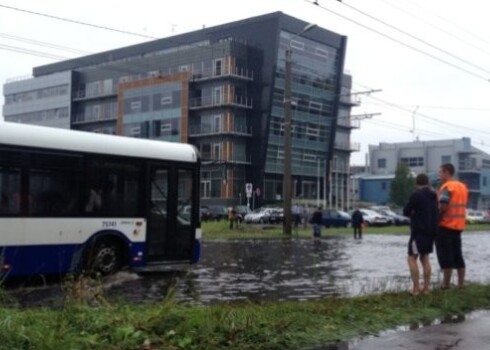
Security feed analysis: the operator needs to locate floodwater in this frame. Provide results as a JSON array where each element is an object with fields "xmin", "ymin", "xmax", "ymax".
[{"xmin": 7, "ymin": 232, "xmax": 490, "ymax": 307}]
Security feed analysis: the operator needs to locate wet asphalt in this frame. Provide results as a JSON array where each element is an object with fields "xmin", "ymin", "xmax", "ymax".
[{"xmin": 350, "ymin": 310, "xmax": 490, "ymax": 350}]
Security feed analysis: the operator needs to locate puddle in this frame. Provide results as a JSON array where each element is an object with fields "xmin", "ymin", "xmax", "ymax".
[{"xmin": 6, "ymin": 232, "xmax": 490, "ymax": 307}]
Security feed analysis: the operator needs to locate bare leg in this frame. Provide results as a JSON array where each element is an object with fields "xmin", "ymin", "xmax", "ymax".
[
  {"xmin": 407, "ymin": 255, "xmax": 420, "ymax": 295},
  {"xmin": 442, "ymin": 268, "xmax": 452, "ymax": 288},
  {"xmin": 457, "ymin": 268, "xmax": 465, "ymax": 288},
  {"xmin": 419, "ymin": 254, "xmax": 431, "ymax": 293}
]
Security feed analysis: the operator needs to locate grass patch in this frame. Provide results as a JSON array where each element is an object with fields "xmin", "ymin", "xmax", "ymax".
[
  {"xmin": 0, "ymin": 284, "xmax": 490, "ymax": 349},
  {"xmin": 202, "ymin": 220, "xmax": 490, "ymax": 240}
]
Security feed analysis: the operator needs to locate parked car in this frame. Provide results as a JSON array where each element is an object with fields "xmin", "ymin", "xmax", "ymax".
[
  {"xmin": 207, "ymin": 205, "xmax": 228, "ymax": 221},
  {"xmin": 372, "ymin": 208, "xmax": 410, "ymax": 226},
  {"xmin": 466, "ymin": 210, "xmax": 489, "ymax": 224},
  {"xmin": 322, "ymin": 209, "xmax": 351, "ymax": 228},
  {"xmin": 244, "ymin": 207, "xmax": 274, "ymax": 224},
  {"xmin": 236, "ymin": 205, "xmax": 252, "ymax": 218},
  {"xmin": 269, "ymin": 208, "xmax": 284, "ymax": 224},
  {"xmin": 200, "ymin": 206, "xmax": 213, "ymax": 221},
  {"xmin": 355, "ymin": 209, "xmax": 390, "ymax": 226}
]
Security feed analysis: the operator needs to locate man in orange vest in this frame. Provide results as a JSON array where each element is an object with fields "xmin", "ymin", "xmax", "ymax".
[{"xmin": 436, "ymin": 163, "xmax": 468, "ymax": 289}]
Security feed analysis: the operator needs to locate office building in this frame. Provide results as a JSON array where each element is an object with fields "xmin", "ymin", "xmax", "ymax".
[
  {"xmin": 354, "ymin": 138, "xmax": 490, "ymax": 208},
  {"xmin": 3, "ymin": 12, "xmax": 355, "ymax": 206}
]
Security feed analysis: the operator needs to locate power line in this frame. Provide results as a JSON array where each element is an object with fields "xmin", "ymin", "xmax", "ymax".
[
  {"xmin": 0, "ymin": 43, "xmax": 69, "ymax": 60},
  {"xmin": 338, "ymin": 0, "xmax": 490, "ymax": 75},
  {"xmin": 377, "ymin": 0, "xmax": 490, "ymax": 58},
  {"xmin": 361, "ymin": 101, "xmax": 490, "ymax": 112},
  {"xmin": 0, "ymin": 3, "xmax": 157, "ymax": 39},
  {"xmin": 0, "ymin": 31, "xmax": 91, "ymax": 55},
  {"xmin": 402, "ymin": 0, "xmax": 490, "ymax": 49},
  {"xmin": 305, "ymin": 0, "xmax": 490, "ymax": 82}
]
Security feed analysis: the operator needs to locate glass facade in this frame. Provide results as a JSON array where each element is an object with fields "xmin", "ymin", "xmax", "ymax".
[
  {"xmin": 121, "ymin": 82, "xmax": 183, "ymax": 142},
  {"xmin": 266, "ymin": 31, "xmax": 340, "ymax": 179}
]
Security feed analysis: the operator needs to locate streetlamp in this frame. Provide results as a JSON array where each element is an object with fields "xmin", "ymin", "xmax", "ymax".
[{"xmin": 283, "ymin": 23, "xmax": 317, "ymax": 235}]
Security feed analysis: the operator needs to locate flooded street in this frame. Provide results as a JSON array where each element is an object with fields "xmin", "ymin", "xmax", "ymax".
[{"xmin": 9, "ymin": 232, "xmax": 490, "ymax": 307}]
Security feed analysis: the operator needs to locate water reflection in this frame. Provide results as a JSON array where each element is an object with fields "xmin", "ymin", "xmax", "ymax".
[
  {"xmin": 107, "ymin": 232, "xmax": 490, "ymax": 305},
  {"xmin": 8, "ymin": 232, "xmax": 490, "ymax": 307}
]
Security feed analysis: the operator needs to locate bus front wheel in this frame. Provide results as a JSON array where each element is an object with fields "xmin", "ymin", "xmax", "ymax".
[{"xmin": 88, "ymin": 240, "xmax": 123, "ymax": 276}]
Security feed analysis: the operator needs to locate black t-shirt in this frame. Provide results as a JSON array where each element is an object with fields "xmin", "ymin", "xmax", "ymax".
[{"xmin": 403, "ymin": 187, "xmax": 439, "ymax": 236}]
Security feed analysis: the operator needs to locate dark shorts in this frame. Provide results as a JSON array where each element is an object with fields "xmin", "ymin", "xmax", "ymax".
[
  {"xmin": 435, "ymin": 227, "xmax": 465, "ymax": 269},
  {"xmin": 408, "ymin": 234, "xmax": 434, "ymax": 256}
]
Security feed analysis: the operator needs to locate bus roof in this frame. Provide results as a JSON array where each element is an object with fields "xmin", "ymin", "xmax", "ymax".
[{"xmin": 0, "ymin": 122, "xmax": 198, "ymax": 163}]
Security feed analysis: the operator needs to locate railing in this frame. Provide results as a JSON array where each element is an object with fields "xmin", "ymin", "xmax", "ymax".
[
  {"xmin": 72, "ymin": 114, "xmax": 118, "ymax": 124},
  {"xmin": 189, "ymin": 95, "xmax": 253, "ymax": 109},
  {"xmin": 200, "ymin": 155, "xmax": 252, "ymax": 164},
  {"xmin": 334, "ymin": 141, "xmax": 360, "ymax": 152},
  {"xmin": 72, "ymin": 89, "xmax": 118, "ymax": 100},
  {"xmin": 339, "ymin": 94, "xmax": 361, "ymax": 106},
  {"xmin": 5, "ymin": 74, "xmax": 33, "ymax": 83},
  {"xmin": 191, "ymin": 66, "xmax": 253, "ymax": 82},
  {"xmin": 188, "ymin": 125, "xmax": 252, "ymax": 137},
  {"xmin": 337, "ymin": 118, "xmax": 360, "ymax": 128}
]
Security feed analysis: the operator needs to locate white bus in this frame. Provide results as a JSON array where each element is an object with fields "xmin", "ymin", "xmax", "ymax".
[{"xmin": 0, "ymin": 122, "xmax": 201, "ymax": 277}]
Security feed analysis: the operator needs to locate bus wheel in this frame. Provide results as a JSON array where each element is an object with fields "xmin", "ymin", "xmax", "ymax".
[{"xmin": 88, "ymin": 241, "xmax": 122, "ymax": 276}]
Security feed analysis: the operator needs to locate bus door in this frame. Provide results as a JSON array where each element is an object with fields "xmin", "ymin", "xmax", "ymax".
[{"xmin": 147, "ymin": 166, "xmax": 195, "ymax": 263}]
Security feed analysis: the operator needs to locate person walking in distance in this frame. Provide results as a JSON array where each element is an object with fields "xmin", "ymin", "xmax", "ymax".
[
  {"xmin": 403, "ymin": 173, "xmax": 438, "ymax": 295},
  {"xmin": 351, "ymin": 208, "xmax": 364, "ymax": 239},
  {"xmin": 435, "ymin": 163, "xmax": 468, "ymax": 289},
  {"xmin": 311, "ymin": 206, "xmax": 323, "ymax": 241}
]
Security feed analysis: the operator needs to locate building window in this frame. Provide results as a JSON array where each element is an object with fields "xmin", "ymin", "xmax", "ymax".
[
  {"xmin": 442, "ymin": 155, "xmax": 451, "ymax": 164},
  {"xmin": 130, "ymin": 126, "xmax": 141, "ymax": 136},
  {"xmin": 309, "ymin": 101, "xmax": 322, "ymax": 111},
  {"xmin": 178, "ymin": 65, "xmax": 189, "ymax": 72},
  {"xmin": 315, "ymin": 47, "xmax": 329, "ymax": 58},
  {"xmin": 161, "ymin": 96, "xmax": 172, "ymax": 105},
  {"xmin": 303, "ymin": 153, "xmax": 317, "ymax": 163},
  {"xmin": 378, "ymin": 158, "xmax": 386, "ymax": 169},
  {"xmin": 212, "ymin": 143, "xmax": 222, "ymax": 160},
  {"xmin": 130, "ymin": 101, "xmax": 141, "ymax": 110},
  {"xmin": 290, "ymin": 40, "xmax": 304, "ymax": 51},
  {"xmin": 483, "ymin": 177, "xmax": 487, "ymax": 187},
  {"xmin": 401, "ymin": 157, "xmax": 424, "ymax": 167},
  {"xmin": 213, "ymin": 59, "xmax": 223, "ymax": 76},
  {"xmin": 381, "ymin": 182, "xmax": 387, "ymax": 190}
]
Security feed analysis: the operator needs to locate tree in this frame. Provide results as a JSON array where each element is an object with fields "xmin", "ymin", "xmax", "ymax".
[{"xmin": 389, "ymin": 163, "xmax": 415, "ymax": 207}]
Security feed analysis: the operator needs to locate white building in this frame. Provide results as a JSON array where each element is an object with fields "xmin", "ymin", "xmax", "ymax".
[{"xmin": 363, "ymin": 138, "xmax": 490, "ymax": 209}]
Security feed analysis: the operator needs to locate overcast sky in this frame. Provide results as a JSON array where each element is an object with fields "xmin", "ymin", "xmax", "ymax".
[{"xmin": 2, "ymin": 0, "xmax": 490, "ymax": 164}]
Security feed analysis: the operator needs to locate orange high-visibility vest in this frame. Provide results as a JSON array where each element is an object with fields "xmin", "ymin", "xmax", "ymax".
[{"xmin": 438, "ymin": 180, "xmax": 468, "ymax": 231}]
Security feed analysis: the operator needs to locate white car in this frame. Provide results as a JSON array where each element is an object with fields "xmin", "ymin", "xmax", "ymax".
[
  {"xmin": 466, "ymin": 210, "xmax": 489, "ymax": 224},
  {"xmin": 244, "ymin": 208, "xmax": 274, "ymax": 224},
  {"xmin": 359, "ymin": 209, "xmax": 390, "ymax": 226}
]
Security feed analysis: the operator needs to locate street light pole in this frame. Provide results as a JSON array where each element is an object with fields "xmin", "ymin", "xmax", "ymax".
[{"xmin": 283, "ymin": 23, "xmax": 316, "ymax": 236}]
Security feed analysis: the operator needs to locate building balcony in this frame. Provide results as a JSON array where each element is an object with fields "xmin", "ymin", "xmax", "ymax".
[
  {"xmin": 188, "ymin": 125, "xmax": 253, "ymax": 137},
  {"xmin": 189, "ymin": 95, "xmax": 253, "ymax": 110},
  {"xmin": 337, "ymin": 117, "xmax": 360, "ymax": 129},
  {"xmin": 72, "ymin": 89, "xmax": 117, "ymax": 101},
  {"xmin": 334, "ymin": 141, "xmax": 360, "ymax": 152},
  {"xmin": 72, "ymin": 114, "xmax": 117, "ymax": 125},
  {"xmin": 201, "ymin": 155, "xmax": 252, "ymax": 165},
  {"xmin": 339, "ymin": 94, "xmax": 361, "ymax": 106},
  {"xmin": 458, "ymin": 167, "xmax": 481, "ymax": 174},
  {"xmin": 191, "ymin": 66, "xmax": 253, "ymax": 82}
]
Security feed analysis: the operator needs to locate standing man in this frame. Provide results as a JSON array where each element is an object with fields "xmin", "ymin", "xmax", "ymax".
[
  {"xmin": 351, "ymin": 208, "xmax": 364, "ymax": 239},
  {"xmin": 403, "ymin": 173, "xmax": 438, "ymax": 295},
  {"xmin": 292, "ymin": 203, "xmax": 302, "ymax": 228},
  {"xmin": 436, "ymin": 163, "xmax": 468, "ymax": 289},
  {"xmin": 311, "ymin": 206, "xmax": 323, "ymax": 241}
]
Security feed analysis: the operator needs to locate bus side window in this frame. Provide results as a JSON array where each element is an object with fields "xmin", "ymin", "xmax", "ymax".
[{"xmin": 0, "ymin": 167, "xmax": 21, "ymax": 216}]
